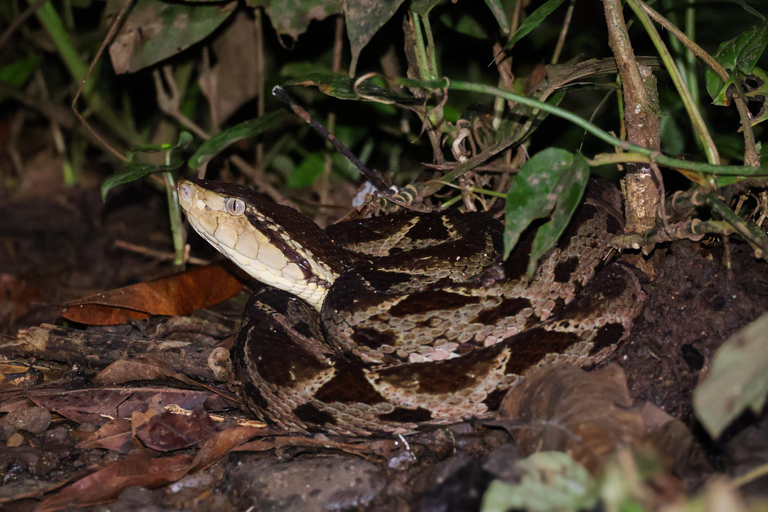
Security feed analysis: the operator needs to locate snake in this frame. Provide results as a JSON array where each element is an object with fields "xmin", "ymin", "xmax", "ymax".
[{"xmin": 177, "ymin": 177, "xmax": 645, "ymax": 436}]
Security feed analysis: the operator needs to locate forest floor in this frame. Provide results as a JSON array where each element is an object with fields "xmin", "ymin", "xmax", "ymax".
[{"xmin": 2, "ymin": 170, "xmax": 768, "ymax": 511}]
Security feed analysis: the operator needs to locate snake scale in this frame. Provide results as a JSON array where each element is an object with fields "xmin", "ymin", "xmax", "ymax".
[{"xmin": 178, "ymin": 177, "xmax": 645, "ymax": 436}]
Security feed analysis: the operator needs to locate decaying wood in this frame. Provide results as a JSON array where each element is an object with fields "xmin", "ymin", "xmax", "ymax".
[{"xmin": 3, "ymin": 324, "xmax": 233, "ymax": 382}]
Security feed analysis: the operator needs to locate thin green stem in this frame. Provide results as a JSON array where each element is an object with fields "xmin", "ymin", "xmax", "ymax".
[
  {"xmin": 626, "ymin": 0, "xmax": 719, "ymax": 165},
  {"xmin": 421, "ymin": 15, "xmax": 438, "ymax": 79},
  {"xmin": 448, "ymin": 80, "xmax": 768, "ymax": 177},
  {"xmin": 163, "ymin": 151, "xmax": 185, "ymax": 269},
  {"xmin": 410, "ymin": 12, "xmax": 433, "ymax": 81}
]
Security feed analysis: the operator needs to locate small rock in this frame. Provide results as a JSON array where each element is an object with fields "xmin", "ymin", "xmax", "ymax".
[
  {"xmin": 7, "ymin": 432, "xmax": 24, "ymax": 447},
  {"xmin": 44, "ymin": 427, "xmax": 75, "ymax": 451},
  {"xmin": 228, "ymin": 455, "xmax": 386, "ymax": 512},
  {"xmin": 0, "ymin": 407, "xmax": 52, "ymax": 438}
]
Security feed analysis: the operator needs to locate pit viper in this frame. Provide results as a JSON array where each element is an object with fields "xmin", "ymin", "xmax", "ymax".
[{"xmin": 177, "ymin": 177, "xmax": 644, "ymax": 436}]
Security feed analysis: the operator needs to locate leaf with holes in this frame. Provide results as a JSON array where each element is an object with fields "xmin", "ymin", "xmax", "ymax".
[{"xmin": 504, "ymin": 149, "xmax": 589, "ymax": 278}]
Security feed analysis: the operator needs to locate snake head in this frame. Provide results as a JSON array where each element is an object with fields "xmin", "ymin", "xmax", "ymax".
[{"xmin": 177, "ymin": 178, "xmax": 350, "ymax": 310}]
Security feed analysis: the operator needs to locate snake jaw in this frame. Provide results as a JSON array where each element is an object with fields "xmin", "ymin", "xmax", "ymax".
[{"xmin": 177, "ymin": 179, "xmax": 347, "ymax": 311}]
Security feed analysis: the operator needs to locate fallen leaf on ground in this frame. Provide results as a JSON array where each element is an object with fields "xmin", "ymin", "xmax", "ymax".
[
  {"xmin": 93, "ymin": 358, "xmax": 167, "ymax": 385},
  {"xmin": 58, "ymin": 263, "xmax": 243, "ymax": 325},
  {"xmin": 75, "ymin": 417, "xmax": 134, "ymax": 453},
  {"xmin": 497, "ymin": 364, "xmax": 702, "ymax": 474},
  {"xmin": 26, "ymin": 387, "xmax": 221, "ymax": 424},
  {"xmin": 135, "ymin": 405, "xmax": 217, "ymax": 452},
  {"xmin": 36, "ymin": 451, "xmax": 193, "ymax": 511}
]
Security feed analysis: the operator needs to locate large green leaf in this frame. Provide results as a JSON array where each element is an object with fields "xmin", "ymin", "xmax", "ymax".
[
  {"xmin": 705, "ymin": 22, "xmax": 768, "ymax": 106},
  {"xmin": 693, "ymin": 310, "xmax": 768, "ymax": 438},
  {"xmin": 481, "ymin": 452, "xmax": 597, "ymax": 512},
  {"xmin": 344, "ymin": 0, "xmax": 407, "ymax": 76},
  {"xmin": 501, "ymin": 0, "xmax": 566, "ymax": 52},
  {"xmin": 188, "ymin": 110, "xmax": 289, "ymax": 170},
  {"xmin": 247, "ymin": 0, "xmax": 341, "ymax": 41},
  {"xmin": 504, "ymin": 148, "xmax": 589, "ymax": 277},
  {"xmin": 109, "ymin": 0, "xmax": 237, "ymax": 74}
]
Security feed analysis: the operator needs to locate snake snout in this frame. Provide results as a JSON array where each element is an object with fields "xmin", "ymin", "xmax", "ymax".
[{"xmin": 177, "ymin": 180, "xmax": 196, "ymax": 212}]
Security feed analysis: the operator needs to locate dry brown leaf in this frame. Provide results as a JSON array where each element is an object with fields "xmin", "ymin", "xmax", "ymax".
[
  {"xmin": 75, "ymin": 418, "xmax": 134, "ymax": 453},
  {"xmin": 93, "ymin": 359, "xmax": 167, "ymax": 385},
  {"xmin": 497, "ymin": 364, "xmax": 705, "ymax": 476},
  {"xmin": 58, "ymin": 263, "xmax": 243, "ymax": 325},
  {"xmin": 498, "ymin": 364, "xmax": 645, "ymax": 473},
  {"xmin": 189, "ymin": 425, "xmax": 264, "ymax": 472},
  {"xmin": 135, "ymin": 405, "xmax": 217, "ymax": 452},
  {"xmin": 26, "ymin": 387, "xmax": 221, "ymax": 424},
  {"xmin": 36, "ymin": 451, "xmax": 193, "ymax": 511}
]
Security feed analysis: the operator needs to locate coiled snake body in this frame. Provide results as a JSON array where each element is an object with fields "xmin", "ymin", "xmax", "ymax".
[{"xmin": 178, "ymin": 178, "xmax": 644, "ymax": 436}]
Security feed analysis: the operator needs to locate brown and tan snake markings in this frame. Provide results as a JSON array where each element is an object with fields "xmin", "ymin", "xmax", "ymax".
[{"xmin": 178, "ymin": 177, "xmax": 645, "ymax": 436}]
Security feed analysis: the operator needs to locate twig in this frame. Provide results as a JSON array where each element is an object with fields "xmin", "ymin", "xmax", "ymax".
[
  {"xmin": 272, "ymin": 86, "xmax": 392, "ymax": 194},
  {"xmin": 114, "ymin": 240, "xmax": 209, "ymax": 266},
  {"xmin": 69, "ymin": 0, "xmax": 136, "ymax": 161},
  {"xmin": 0, "ymin": 0, "xmax": 47, "ymax": 50},
  {"xmin": 551, "ymin": 0, "xmax": 576, "ymax": 65}
]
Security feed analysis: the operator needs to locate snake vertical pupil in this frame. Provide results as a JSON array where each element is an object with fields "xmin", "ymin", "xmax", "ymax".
[{"xmin": 225, "ymin": 198, "xmax": 245, "ymax": 215}]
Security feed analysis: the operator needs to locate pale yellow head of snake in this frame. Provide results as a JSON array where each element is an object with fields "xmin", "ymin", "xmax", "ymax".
[{"xmin": 177, "ymin": 178, "xmax": 351, "ymax": 310}]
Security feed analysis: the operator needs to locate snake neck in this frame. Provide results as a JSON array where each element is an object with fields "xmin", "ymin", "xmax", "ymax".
[{"xmin": 177, "ymin": 178, "xmax": 352, "ymax": 310}]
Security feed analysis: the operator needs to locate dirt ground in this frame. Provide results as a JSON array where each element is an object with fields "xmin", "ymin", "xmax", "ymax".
[{"xmin": 2, "ymin": 179, "xmax": 768, "ymax": 511}]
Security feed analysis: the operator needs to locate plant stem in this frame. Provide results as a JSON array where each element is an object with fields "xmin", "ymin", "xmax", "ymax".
[
  {"xmin": 627, "ymin": 0, "xmax": 719, "ymax": 164},
  {"xmin": 162, "ymin": 158, "xmax": 186, "ymax": 269},
  {"xmin": 31, "ymin": 0, "xmax": 142, "ymax": 146},
  {"xmin": 448, "ymin": 80, "xmax": 768, "ymax": 177}
]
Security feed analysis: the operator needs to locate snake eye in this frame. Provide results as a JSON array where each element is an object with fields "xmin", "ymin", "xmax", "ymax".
[{"xmin": 225, "ymin": 198, "xmax": 245, "ymax": 215}]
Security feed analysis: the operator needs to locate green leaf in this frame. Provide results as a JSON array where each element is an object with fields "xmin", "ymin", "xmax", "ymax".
[
  {"xmin": 503, "ymin": 148, "xmax": 589, "ymax": 278},
  {"xmin": 110, "ymin": 0, "xmax": 237, "ymax": 74},
  {"xmin": 285, "ymin": 73, "xmax": 421, "ymax": 103},
  {"xmin": 484, "ymin": 0, "xmax": 511, "ymax": 35},
  {"xmin": 101, "ymin": 160, "xmax": 182, "ymax": 202},
  {"xmin": 502, "ymin": 0, "xmax": 566, "ymax": 52},
  {"xmin": 411, "ymin": 0, "xmax": 441, "ymax": 16},
  {"xmin": 288, "ymin": 151, "xmax": 325, "ymax": 188},
  {"xmin": 188, "ymin": 110, "xmax": 289, "ymax": 170},
  {"xmin": 344, "ymin": 0, "xmax": 407, "ymax": 75},
  {"xmin": 248, "ymin": 0, "xmax": 341, "ymax": 41},
  {"xmin": 480, "ymin": 452, "xmax": 597, "ymax": 512},
  {"xmin": 0, "ymin": 55, "xmax": 40, "ymax": 104},
  {"xmin": 705, "ymin": 22, "xmax": 768, "ymax": 105},
  {"xmin": 439, "ymin": 11, "xmax": 489, "ymax": 39},
  {"xmin": 693, "ymin": 310, "xmax": 768, "ymax": 438}
]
